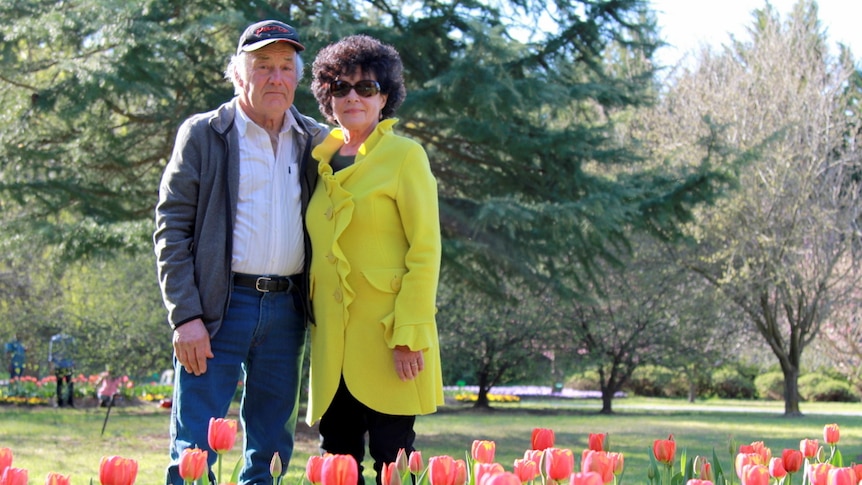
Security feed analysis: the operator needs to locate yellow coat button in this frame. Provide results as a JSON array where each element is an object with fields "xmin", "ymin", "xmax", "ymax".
[
  {"xmin": 390, "ymin": 276, "xmax": 402, "ymax": 291},
  {"xmin": 327, "ymin": 252, "xmax": 336, "ymax": 263},
  {"xmin": 325, "ymin": 207, "xmax": 334, "ymax": 220},
  {"xmin": 333, "ymin": 287, "xmax": 343, "ymax": 302}
]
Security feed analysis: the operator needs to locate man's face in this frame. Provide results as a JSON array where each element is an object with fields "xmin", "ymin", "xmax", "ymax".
[{"xmin": 237, "ymin": 42, "xmax": 299, "ymax": 121}]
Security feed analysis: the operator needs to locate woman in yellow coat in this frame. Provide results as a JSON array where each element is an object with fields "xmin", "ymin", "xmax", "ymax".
[{"xmin": 305, "ymin": 34, "xmax": 443, "ymax": 484}]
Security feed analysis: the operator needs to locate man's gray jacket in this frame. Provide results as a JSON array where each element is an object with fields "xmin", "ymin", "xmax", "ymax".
[{"xmin": 154, "ymin": 99, "xmax": 328, "ymax": 334}]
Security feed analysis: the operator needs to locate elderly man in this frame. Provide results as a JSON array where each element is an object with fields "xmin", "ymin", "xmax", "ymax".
[{"xmin": 154, "ymin": 19, "xmax": 327, "ymax": 484}]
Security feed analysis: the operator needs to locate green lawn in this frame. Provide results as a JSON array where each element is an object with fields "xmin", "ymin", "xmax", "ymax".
[{"xmin": 1, "ymin": 396, "xmax": 860, "ymax": 484}]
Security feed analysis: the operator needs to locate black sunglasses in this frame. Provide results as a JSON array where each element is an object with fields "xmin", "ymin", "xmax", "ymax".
[{"xmin": 330, "ymin": 80, "xmax": 381, "ymax": 98}]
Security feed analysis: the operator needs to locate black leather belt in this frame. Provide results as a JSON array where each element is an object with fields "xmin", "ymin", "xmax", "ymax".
[{"xmin": 233, "ymin": 273, "xmax": 302, "ymax": 293}]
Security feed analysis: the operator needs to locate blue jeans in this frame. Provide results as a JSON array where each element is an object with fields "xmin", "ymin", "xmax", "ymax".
[{"xmin": 166, "ymin": 285, "xmax": 307, "ymax": 485}]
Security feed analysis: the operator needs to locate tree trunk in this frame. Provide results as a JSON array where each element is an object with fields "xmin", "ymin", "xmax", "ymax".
[
  {"xmin": 781, "ymin": 365, "xmax": 803, "ymax": 417},
  {"xmin": 600, "ymin": 387, "xmax": 613, "ymax": 414},
  {"xmin": 474, "ymin": 372, "xmax": 491, "ymax": 409}
]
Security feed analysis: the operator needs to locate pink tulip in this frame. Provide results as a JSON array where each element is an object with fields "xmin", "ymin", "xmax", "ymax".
[
  {"xmin": 809, "ymin": 463, "xmax": 835, "ymax": 485},
  {"xmin": 428, "ymin": 456, "xmax": 461, "ymax": 485},
  {"xmin": 321, "ymin": 454, "xmax": 359, "ymax": 485},
  {"xmin": 178, "ymin": 448, "xmax": 208, "ymax": 483},
  {"xmin": 409, "ymin": 451, "xmax": 425, "ymax": 475},
  {"xmin": 769, "ymin": 458, "xmax": 786, "ymax": 479},
  {"xmin": 827, "ymin": 467, "xmax": 856, "ymax": 485},
  {"xmin": 0, "ymin": 449, "xmax": 11, "ymax": 475},
  {"xmin": 472, "ymin": 440, "xmax": 496, "ymax": 464},
  {"xmin": 686, "ymin": 480, "xmax": 714, "ymax": 485},
  {"xmin": 474, "ymin": 462, "xmax": 505, "ymax": 485},
  {"xmin": 544, "ymin": 448, "xmax": 575, "ymax": 481},
  {"xmin": 569, "ymin": 472, "xmax": 603, "ymax": 485},
  {"xmin": 580, "ymin": 451, "xmax": 613, "ymax": 484},
  {"xmin": 782, "ymin": 449, "xmax": 803, "ymax": 473},
  {"xmin": 307, "ymin": 455, "xmax": 326, "ymax": 484},
  {"xmin": 0, "ymin": 467, "xmax": 28, "ymax": 485},
  {"xmin": 741, "ymin": 464, "xmax": 769, "ymax": 485},
  {"xmin": 207, "ymin": 418, "xmax": 238, "ymax": 454},
  {"xmin": 382, "ymin": 462, "xmax": 402, "ymax": 485},
  {"xmin": 513, "ymin": 459, "xmax": 539, "ymax": 483},
  {"xmin": 800, "ymin": 439, "xmax": 819, "ymax": 459},
  {"xmin": 480, "ymin": 472, "xmax": 522, "ymax": 485}
]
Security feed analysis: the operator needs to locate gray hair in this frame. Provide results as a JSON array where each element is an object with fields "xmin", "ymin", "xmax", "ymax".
[{"xmin": 224, "ymin": 50, "xmax": 305, "ymax": 95}]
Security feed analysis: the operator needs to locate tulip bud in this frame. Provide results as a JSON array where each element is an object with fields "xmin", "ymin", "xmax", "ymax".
[
  {"xmin": 270, "ymin": 452, "xmax": 283, "ymax": 478},
  {"xmin": 823, "ymin": 424, "xmax": 840, "ymax": 446}
]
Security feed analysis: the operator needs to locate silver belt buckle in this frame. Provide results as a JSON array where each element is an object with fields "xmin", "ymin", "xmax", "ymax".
[{"xmin": 255, "ymin": 276, "xmax": 271, "ymax": 293}]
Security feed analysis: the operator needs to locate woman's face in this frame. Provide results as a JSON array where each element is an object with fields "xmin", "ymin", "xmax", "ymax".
[{"xmin": 331, "ymin": 70, "xmax": 388, "ymax": 135}]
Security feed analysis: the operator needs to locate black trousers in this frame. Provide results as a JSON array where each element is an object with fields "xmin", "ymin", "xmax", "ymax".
[
  {"xmin": 319, "ymin": 378, "xmax": 416, "ymax": 485},
  {"xmin": 54, "ymin": 368, "xmax": 74, "ymax": 406}
]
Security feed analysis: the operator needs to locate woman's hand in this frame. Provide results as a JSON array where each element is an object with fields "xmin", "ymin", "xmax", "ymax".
[{"xmin": 393, "ymin": 345, "xmax": 424, "ymax": 381}]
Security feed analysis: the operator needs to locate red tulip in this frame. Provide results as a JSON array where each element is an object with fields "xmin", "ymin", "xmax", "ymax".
[
  {"xmin": 513, "ymin": 458, "xmax": 540, "ymax": 483},
  {"xmin": 800, "ymin": 439, "xmax": 819, "ymax": 459},
  {"xmin": 322, "ymin": 454, "xmax": 359, "ymax": 485},
  {"xmin": 207, "ymin": 418, "xmax": 238, "ymax": 454},
  {"xmin": 99, "ymin": 455, "xmax": 138, "ymax": 485},
  {"xmin": 809, "ymin": 463, "xmax": 835, "ymax": 485},
  {"xmin": 428, "ymin": 456, "xmax": 461, "ymax": 485},
  {"xmin": 544, "ymin": 448, "xmax": 575, "ymax": 481},
  {"xmin": 0, "ymin": 467, "xmax": 27, "ymax": 485},
  {"xmin": 824, "ymin": 424, "xmax": 840, "ymax": 446},
  {"xmin": 383, "ymin": 462, "xmax": 402, "ymax": 485},
  {"xmin": 409, "ymin": 451, "xmax": 424, "ymax": 475},
  {"xmin": 653, "ymin": 435, "xmax": 676, "ymax": 466},
  {"xmin": 741, "ymin": 464, "xmax": 769, "ymax": 485},
  {"xmin": 179, "ymin": 448, "xmax": 208, "ymax": 483},
  {"xmin": 827, "ymin": 467, "xmax": 856, "ymax": 485},
  {"xmin": 45, "ymin": 472, "xmax": 72, "ymax": 485},
  {"xmin": 307, "ymin": 455, "xmax": 326, "ymax": 484},
  {"xmin": 532, "ymin": 429, "xmax": 555, "ymax": 451},
  {"xmin": 782, "ymin": 449, "xmax": 803, "ymax": 473},
  {"xmin": 480, "ymin": 472, "xmax": 522, "ymax": 485},
  {"xmin": 569, "ymin": 472, "xmax": 603, "ymax": 485},
  {"xmin": 472, "ymin": 440, "xmax": 496, "ymax": 464},
  {"xmin": 0, "ymin": 448, "xmax": 11, "ymax": 475},
  {"xmin": 769, "ymin": 458, "xmax": 786, "ymax": 479},
  {"xmin": 588, "ymin": 434, "xmax": 605, "ymax": 452}
]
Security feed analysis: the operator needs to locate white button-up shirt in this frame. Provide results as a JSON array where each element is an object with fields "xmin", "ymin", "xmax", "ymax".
[{"xmin": 231, "ymin": 107, "xmax": 304, "ymax": 276}]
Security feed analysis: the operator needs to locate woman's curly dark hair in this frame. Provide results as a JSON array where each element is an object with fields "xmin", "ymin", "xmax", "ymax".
[{"xmin": 311, "ymin": 34, "xmax": 406, "ymax": 125}]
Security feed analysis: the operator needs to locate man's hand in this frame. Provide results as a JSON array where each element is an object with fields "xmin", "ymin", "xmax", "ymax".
[
  {"xmin": 173, "ymin": 319, "xmax": 214, "ymax": 376},
  {"xmin": 393, "ymin": 345, "xmax": 424, "ymax": 381}
]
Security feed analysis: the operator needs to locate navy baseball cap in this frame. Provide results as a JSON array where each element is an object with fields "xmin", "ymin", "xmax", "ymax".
[{"xmin": 237, "ymin": 20, "xmax": 305, "ymax": 54}]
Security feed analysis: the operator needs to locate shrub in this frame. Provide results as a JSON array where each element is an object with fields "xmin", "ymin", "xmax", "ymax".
[
  {"xmin": 565, "ymin": 370, "xmax": 600, "ymax": 390},
  {"xmin": 799, "ymin": 374, "xmax": 860, "ymax": 402},
  {"xmin": 754, "ymin": 371, "xmax": 784, "ymax": 401},
  {"xmin": 625, "ymin": 365, "xmax": 687, "ymax": 398},
  {"xmin": 711, "ymin": 366, "xmax": 757, "ymax": 399}
]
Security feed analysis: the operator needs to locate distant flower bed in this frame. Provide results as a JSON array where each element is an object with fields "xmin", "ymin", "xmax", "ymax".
[{"xmin": 454, "ymin": 392, "xmax": 521, "ymax": 403}]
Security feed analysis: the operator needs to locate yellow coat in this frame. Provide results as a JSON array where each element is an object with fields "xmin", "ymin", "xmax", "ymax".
[{"xmin": 305, "ymin": 119, "xmax": 444, "ymax": 425}]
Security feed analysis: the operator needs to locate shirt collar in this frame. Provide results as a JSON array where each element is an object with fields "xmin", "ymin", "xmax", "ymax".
[{"xmin": 234, "ymin": 100, "xmax": 304, "ymax": 136}]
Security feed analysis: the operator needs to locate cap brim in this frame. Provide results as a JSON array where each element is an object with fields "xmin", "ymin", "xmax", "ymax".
[{"xmin": 240, "ymin": 38, "xmax": 305, "ymax": 53}]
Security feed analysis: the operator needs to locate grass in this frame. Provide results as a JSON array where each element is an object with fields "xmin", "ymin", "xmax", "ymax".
[{"xmin": 2, "ymin": 396, "xmax": 861, "ymax": 484}]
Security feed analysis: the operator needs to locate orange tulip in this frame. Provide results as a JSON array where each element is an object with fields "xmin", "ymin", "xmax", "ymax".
[
  {"xmin": 532, "ymin": 429, "xmax": 555, "ymax": 451},
  {"xmin": 800, "ymin": 439, "xmax": 819, "ymax": 459},
  {"xmin": 769, "ymin": 458, "xmax": 786, "ymax": 479},
  {"xmin": 569, "ymin": 471, "xmax": 603, "ymax": 485},
  {"xmin": 0, "ymin": 448, "xmax": 11, "ymax": 475},
  {"xmin": 179, "ymin": 448, "xmax": 208, "ymax": 483},
  {"xmin": 429, "ymin": 455, "xmax": 461, "ymax": 485},
  {"xmin": 481, "ymin": 472, "xmax": 522, "ymax": 485},
  {"xmin": 823, "ymin": 424, "xmax": 840, "ymax": 446},
  {"xmin": 809, "ymin": 463, "xmax": 835, "ymax": 485},
  {"xmin": 580, "ymin": 451, "xmax": 613, "ymax": 484},
  {"xmin": 782, "ymin": 449, "xmax": 803, "ymax": 473},
  {"xmin": 607, "ymin": 453, "xmax": 624, "ymax": 476},
  {"xmin": 653, "ymin": 435, "xmax": 676, "ymax": 466},
  {"xmin": 0, "ymin": 467, "xmax": 27, "ymax": 485},
  {"xmin": 409, "ymin": 451, "xmax": 425, "ymax": 475},
  {"xmin": 472, "ymin": 440, "xmax": 497, "ymax": 464},
  {"xmin": 588, "ymin": 434, "xmax": 605, "ymax": 452},
  {"xmin": 741, "ymin": 464, "xmax": 769, "ymax": 485},
  {"xmin": 383, "ymin": 462, "xmax": 402, "ymax": 485},
  {"xmin": 513, "ymin": 458, "xmax": 540, "ymax": 483},
  {"xmin": 207, "ymin": 418, "xmax": 238, "ymax": 454},
  {"xmin": 454, "ymin": 459, "xmax": 468, "ymax": 485},
  {"xmin": 544, "ymin": 448, "xmax": 575, "ymax": 481},
  {"xmin": 307, "ymin": 455, "xmax": 326, "ymax": 485},
  {"xmin": 827, "ymin": 467, "xmax": 856, "ymax": 485},
  {"xmin": 99, "ymin": 455, "xmax": 138, "ymax": 485},
  {"xmin": 45, "ymin": 472, "xmax": 72, "ymax": 485},
  {"xmin": 322, "ymin": 454, "xmax": 359, "ymax": 485}
]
